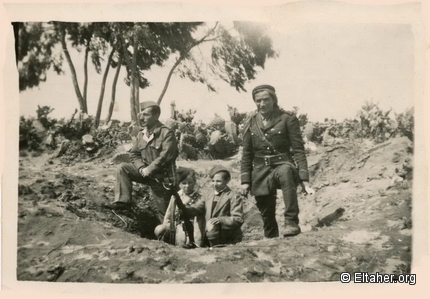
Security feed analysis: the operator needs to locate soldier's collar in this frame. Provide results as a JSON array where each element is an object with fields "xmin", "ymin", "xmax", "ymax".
[
  {"xmin": 258, "ymin": 111, "xmax": 274, "ymax": 121},
  {"xmin": 256, "ymin": 107, "xmax": 281, "ymax": 116},
  {"xmin": 140, "ymin": 121, "xmax": 163, "ymax": 134}
]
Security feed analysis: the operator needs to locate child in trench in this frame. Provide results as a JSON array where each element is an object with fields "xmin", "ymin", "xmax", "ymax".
[
  {"xmin": 154, "ymin": 167, "xmax": 205, "ymax": 248},
  {"xmin": 202, "ymin": 165, "xmax": 244, "ymax": 247}
]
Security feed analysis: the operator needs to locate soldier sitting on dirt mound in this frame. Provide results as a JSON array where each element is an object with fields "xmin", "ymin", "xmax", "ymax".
[
  {"xmin": 154, "ymin": 167, "xmax": 205, "ymax": 247},
  {"xmin": 202, "ymin": 165, "xmax": 244, "ymax": 247},
  {"xmin": 104, "ymin": 101, "xmax": 178, "ymax": 223},
  {"xmin": 240, "ymin": 84, "xmax": 315, "ymax": 239}
]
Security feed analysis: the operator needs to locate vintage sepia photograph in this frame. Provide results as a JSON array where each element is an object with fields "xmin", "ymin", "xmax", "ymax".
[{"xmin": 1, "ymin": 0, "xmax": 428, "ymax": 294}]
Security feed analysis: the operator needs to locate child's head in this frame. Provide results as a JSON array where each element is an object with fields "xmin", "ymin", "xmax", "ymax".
[
  {"xmin": 209, "ymin": 165, "xmax": 231, "ymax": 193},
  {"xmin": 177, "ymin": 167, "xmax": 197, "ymax": 195}
]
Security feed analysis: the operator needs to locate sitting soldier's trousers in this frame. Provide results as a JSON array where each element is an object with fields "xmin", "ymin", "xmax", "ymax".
[
  {"xmin": 255, "ymin": 163, "xmax": 299, "ymax": 238},
  {"xmin": 115, "ymin": 162, "xmax": 171, "ymax": 222}
]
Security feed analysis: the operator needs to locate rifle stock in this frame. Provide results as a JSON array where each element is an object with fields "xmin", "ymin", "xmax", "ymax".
[
  {"xmin": 171, "ymin": 191, "xmax": 195, "ymax": 246},
  {"xmin": 169, "ymin": 204, "xmax": 176, "ymax": 245}
]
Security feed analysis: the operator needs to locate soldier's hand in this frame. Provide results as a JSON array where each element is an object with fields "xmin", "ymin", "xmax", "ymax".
[
  {"xmin": 139, "ymin": 167, "xmax": 149, "ymax": 177},
  {"xmin": 304, "ymin": 186, "xmax": 315, "ymax": 195},
  {"xmin": 240, "ymin": 184, "xmax": 250, "ymax": 196},
  {"xmin": 300, "ymin": 181, "xmax": 315, "ymax": 195},
  {"xmin": 209, "ymin": 218, "xmax": 220, "ymax": 225}
]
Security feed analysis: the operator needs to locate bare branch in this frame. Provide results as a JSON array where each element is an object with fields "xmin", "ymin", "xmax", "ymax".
[{"xmin": 156, "ymin": 22, "xmax": 219, "ymax": 104}]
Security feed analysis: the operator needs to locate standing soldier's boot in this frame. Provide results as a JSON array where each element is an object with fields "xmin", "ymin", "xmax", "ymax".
[{"xmin": 283, "ymin": 220, "xmax": 301, "ymax": 237}]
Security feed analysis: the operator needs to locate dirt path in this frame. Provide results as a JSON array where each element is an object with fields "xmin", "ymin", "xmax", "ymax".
[{"xmin": 17, "ymin": 137, "xmax": 413, "ymax": 283}]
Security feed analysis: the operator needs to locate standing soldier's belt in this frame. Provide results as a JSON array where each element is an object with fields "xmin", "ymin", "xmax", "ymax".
[{"xmin": 254, "ymin": 153, "xmax": 292, "ymax": 166}]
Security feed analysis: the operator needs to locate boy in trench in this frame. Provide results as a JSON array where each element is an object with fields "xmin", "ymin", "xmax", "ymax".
[
  {"xmin": 154, "ymin": 167, "xmax": 205, "ymax": 248},
  {"xmin": 203, "ymin": 165, "xmax": 244, "ymax": 247}
]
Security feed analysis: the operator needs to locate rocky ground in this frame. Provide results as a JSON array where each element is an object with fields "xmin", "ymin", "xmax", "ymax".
[{"xmin": 16, "ymin": 137, "xmax": 413, "ymax": 283}]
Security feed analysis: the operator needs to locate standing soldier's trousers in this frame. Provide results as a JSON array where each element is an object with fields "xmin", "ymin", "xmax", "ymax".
[{"xmin": 254, "ymin": 163, "xmax": 299, "ymax": 238}]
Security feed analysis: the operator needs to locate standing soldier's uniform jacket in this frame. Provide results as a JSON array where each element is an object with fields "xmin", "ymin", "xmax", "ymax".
[
  {"xmin": 241, "ymin": 108, "xmax": 309, "ymax": 196},
  {"xmin": 129, "ymin": 120, "xmax": 178, "ymax": 184}
]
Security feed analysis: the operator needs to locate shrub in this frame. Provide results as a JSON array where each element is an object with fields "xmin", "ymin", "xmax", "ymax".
[
  {"xmin": 19, "ymin": 116, "xmax": 42, "ymax": 150},
  {"xmin": 168, "ymin": 102, "xmax": 243, "ymax": 160},
  {"xmin": 55, "ymin": 112, "xmax": 94, "ymax": 140},
  {"xmin": 356, "ymin": 102, "xmax": 397, "ymax": 143},
  {"xmin": 395, "ymin": 108, "xmax": 413, "ymax": 141},
  {"xmin": 308, "ymin": 122, "xmax": 327, "ymax": 144}
]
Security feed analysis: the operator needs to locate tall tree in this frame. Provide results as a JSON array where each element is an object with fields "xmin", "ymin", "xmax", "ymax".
[
  {"xmin": 105, "ymin": 52, "xmax": 123, "ymax": 123},
  {"xmin": 94, "ymin": 46, "xmax": 115, "ymax": 127},
  {"xmin": 57, "ymin": 23, "xmax": 87, "ymax": 114},
  {"xmin": 17, "ymin": 22, "xmax": 277, "ymax": 124},
  {"xmin": 114, "ymin": 22, "xmax": 203, "ymax": 122},
  {"xmin": 17, "ymin": 22, "xmax": 114, "ymax": 117},
  {"xmin": 158, "ymin": 21, "xmax": 277, "ymax": 104},
  {"xmin": 62, "ymin": 22, "xmax": 113, "ymax": 117},
  {"xmin": 83, "ymin": 41, "xmax": 90, "ymax": 103},
  {"xmin": 14, "ymin": 22, "xmax": 63, "ymax": 91},
  {"xmin": 156, "ymin": 22, "xmax": 219, "ymax": 104}
]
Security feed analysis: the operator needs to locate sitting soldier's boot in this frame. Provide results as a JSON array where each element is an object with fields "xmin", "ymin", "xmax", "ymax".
[
  {"xmin": 208, "ymin": 238, "xmax": 221, "ymax": 248},
  {"xmin": 102, "ymin": 201, "xmax": 131, "ymax": 211},
  {"xmin": 283, "ymin": 220, "xmax": 301, "ymax": 237},
  {"xmin": 182, "ymin": 243, "xmax": 197, "ymax": 249}
]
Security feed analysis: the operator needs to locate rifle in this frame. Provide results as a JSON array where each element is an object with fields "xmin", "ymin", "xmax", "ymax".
[{"xmin": 162, "ymin": 183, "xmax": 196, "ymax": 249}]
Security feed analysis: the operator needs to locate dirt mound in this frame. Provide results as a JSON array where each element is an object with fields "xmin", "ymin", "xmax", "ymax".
[{"xmin": 16, "ymin": 137, "xmax": 413, "ymax": 283}]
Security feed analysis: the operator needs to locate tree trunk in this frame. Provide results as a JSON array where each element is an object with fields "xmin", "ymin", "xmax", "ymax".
[
  {"xmin": 60, "ymin": 28, "xmax": 87, "ymax": 114},
  {"xmin": 130, "ymin": 32, "xmax": 138, "ymax": 123},
  {"xmin": 83, "ymin": 43, "xmax": 90, "ymax": 111},
  {"xmin": 94, "ymin": 47, "xmax": 115, "ymax": 128},
  {"xmin": 119, "ymin": 37, "xmax": 136, "ymax": 123},
  {"xmin": 105, "ymin": 53, "xmax": 123, "ymax": 123},
  {"xmin": 134, "ymin": 72, "xmax": 139, "ymax": 110},
  {"xmin": 157, "ymin": 55, "xmax": 184, "ymax": 105}
]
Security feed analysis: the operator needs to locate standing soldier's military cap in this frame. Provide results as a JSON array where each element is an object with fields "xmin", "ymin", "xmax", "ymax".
[
  {"xmin": 252, "ymin": 84, "xmax": 276, "ymax": 97},
  {"xmin": 251, "ymin": 84, "xmax": 278, "ymax": 106}
]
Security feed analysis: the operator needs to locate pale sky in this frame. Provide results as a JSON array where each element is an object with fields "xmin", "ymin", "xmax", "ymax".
[{"xmin": 18, "ymin": 9, "xmax": 416, "ymax": 124}]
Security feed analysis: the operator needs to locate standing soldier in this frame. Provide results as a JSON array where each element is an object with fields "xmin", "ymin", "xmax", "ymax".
[
  {"xmin": 240, "ymin": 85, "xmax": 314, "ymax": 238},
  {"xmin": 105, "ymin": 101, "xmax": 179, "ymax": 222}
]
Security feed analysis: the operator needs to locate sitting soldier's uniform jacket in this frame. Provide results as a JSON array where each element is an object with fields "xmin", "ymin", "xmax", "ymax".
[
  {"xmin": 130, "ymin": 120, "xmax": 178, "ymax": 184},
  {"xmin": 241, "ymin": 108, "xmax": 309, "ymax": 196}
]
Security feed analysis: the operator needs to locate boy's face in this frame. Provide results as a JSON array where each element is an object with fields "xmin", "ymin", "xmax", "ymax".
[
  {"xmin": 179, "ymin": 178, "xmax": 196, "ymax": 196},
  {"xmin": 212, "ymin": 172, "xmax": 229, "ymax": 193}
]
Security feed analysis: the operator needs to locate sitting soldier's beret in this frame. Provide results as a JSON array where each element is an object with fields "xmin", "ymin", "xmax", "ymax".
[
  {"xmin": 209, "ymin": 165, "xmax": 231, "ymax": 180},
  {"xmin": 139, "ymin": 101, "xmax": 159, "ymax": 111},
  {"xmin": 252, "ymin": 84, "xmax": 276, "ymax": 97}
]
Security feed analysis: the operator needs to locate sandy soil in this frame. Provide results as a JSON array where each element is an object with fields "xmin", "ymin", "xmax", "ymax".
[{"xmin": 16, "ymin": 137, "xmax": 413, "ymax": 283}]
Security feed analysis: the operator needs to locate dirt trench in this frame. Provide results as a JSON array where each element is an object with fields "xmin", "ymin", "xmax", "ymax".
[{"xmin": 16, "ymin": 137, "xmax": 413, "ymax": 283}]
